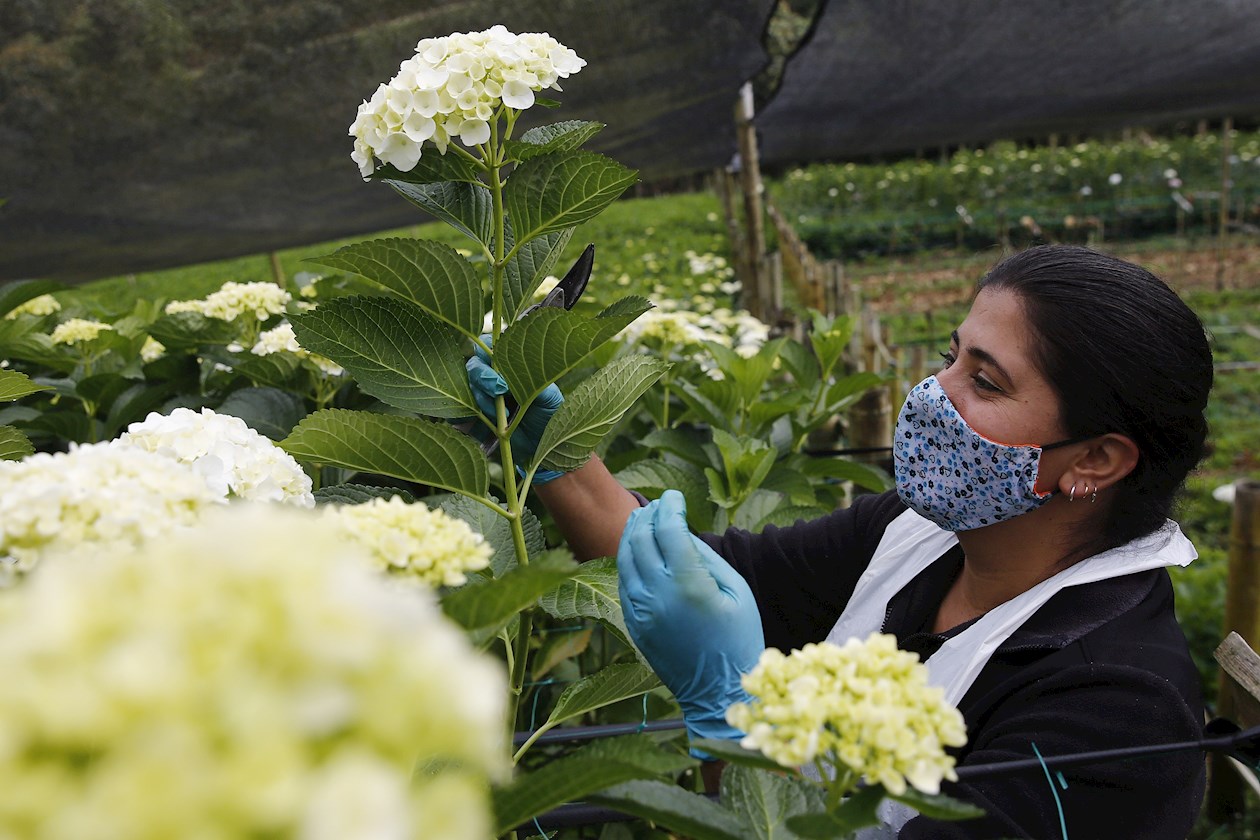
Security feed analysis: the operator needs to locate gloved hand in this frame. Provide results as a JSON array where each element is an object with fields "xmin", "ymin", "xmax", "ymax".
[
  {"xmin": 617, "ymin": 489, "xmax": 765, "ymax": 754},
  {"xmin": 465, "ymin": 337, "xmax": 566, "ymax": 485}
]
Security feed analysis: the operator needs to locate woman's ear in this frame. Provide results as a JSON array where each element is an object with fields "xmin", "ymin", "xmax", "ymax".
[{"xmin": 1062, "ymin": 433, "xmax": 1140, "ymax": 497}]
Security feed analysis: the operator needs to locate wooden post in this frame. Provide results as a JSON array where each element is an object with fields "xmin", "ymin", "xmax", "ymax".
[
  {"xmin": 735, "ymin": 82, "xmax": 768, "ymax": 320},
  {"xmin": 1218, "ymin": 117, "xmax": 1234, "ymax": 291},
  {"xmin": 849, "ymin": 309, "xmax": 892, "ymax": 462},
  {"xmin": 269, "ymin": 252, "xmax": 285, "ymax": 286},
  {"xmin": 715, "ymin": 167, "xmax": 753, "ymax": 313},
  {"xmin": 1208, "ymin": 479, "xmax": 1260, "ymax": 822}
]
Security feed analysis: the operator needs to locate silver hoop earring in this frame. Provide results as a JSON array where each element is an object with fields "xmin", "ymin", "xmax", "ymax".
[
  {"xmin": 1069, "ymin": 482, "xmax": 1078, "ymax": 503},
  {"xmin": 1090, "ymin": 484, "xmax": 1098, "ymax": 504}
]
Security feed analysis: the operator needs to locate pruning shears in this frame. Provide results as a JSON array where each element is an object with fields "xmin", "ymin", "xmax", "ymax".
[{"xmin": 481, "ymin": 243, "xmax": 595, "ymax": 456}]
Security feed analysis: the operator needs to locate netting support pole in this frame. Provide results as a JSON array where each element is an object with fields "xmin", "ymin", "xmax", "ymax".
[
  {"xmin": 735, "ymin": 82, "xmax": 768, "ymax": 321},
  {"xmin": 1208, "ymin": 479, "xmax": 1260, "ymax": 822},
  {"xmin": 1217, "ymin": 116, "xmax": 1234, "ymax": 291},
  {"xmin": 268, "ymin": 251, "xmax": 285, "ymax": 287}
]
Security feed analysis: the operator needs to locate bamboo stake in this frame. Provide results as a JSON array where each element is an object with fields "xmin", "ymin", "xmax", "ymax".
[
  {"xmin": 1217, "ymin": 117, "xmax": 1234, "ymax": 291},
  {"xmin": 1208, "ymin": 479, "xmax": 1260, "ymax": 822}
]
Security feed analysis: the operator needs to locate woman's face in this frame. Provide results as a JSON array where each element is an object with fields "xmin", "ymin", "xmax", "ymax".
[{"xmin": 938, "ymin": 287, "xmax": 1072, "ymax": 492}]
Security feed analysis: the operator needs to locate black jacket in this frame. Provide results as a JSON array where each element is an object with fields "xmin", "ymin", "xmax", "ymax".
[{"xmin": 702, "ymin": 490, "xmax": 1206, "ymax": 840}]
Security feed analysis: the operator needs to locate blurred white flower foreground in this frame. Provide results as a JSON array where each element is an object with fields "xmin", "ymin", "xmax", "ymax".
[{"xmin": 0, "ymin": 505, "xmax": 506, "ymax": 839}]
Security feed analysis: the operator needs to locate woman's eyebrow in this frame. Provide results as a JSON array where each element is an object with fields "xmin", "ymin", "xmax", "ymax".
[{"xmin": 951, "ymin": 329, "xmax": 1014, "ymax": 385}]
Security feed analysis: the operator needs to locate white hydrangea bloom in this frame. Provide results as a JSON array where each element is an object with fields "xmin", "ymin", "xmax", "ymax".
[
  {"xmin": 726, "ymin": 635, "xmax": 968, "ymax": 796},
  {"xmin": 114, "ymin": 407, "xmax": 314, "ymax": 507},
  {"xmin": 0, "ymin": 504, "xmax": 506, "ymax": 838},
  {"xmin": 323, "ymin": 496, "xmax": 492, "ymax": 587},
  {"xmin": 49, "ymin": 318, "xmax": 113, "ymax": 345},
  {"xmin": 350, "ymin": 25, "xmax": 586, "ymax": 177},
  {"xmin": 164, "ymin": 282, "xmax": 291, "ymax": 322},
  {"xmin": 4, "ymin": 294, "xmax": 61, "ymax": 320},
  {"xmin": 0, "ymin": 442, "xmax": 221, "ymax": 578},
  {"xmin": 251, "ymin": 321, "xmax": 344, "ymax": 377},
  {"xmin": 139, "ymin": 336, "xmax": 165, "ymax": 362}
]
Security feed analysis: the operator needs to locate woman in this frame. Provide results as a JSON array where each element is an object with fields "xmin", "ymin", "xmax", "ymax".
[{"xmin": 473, "ymin": 245, "xmax": 1214, "ymax": 838}]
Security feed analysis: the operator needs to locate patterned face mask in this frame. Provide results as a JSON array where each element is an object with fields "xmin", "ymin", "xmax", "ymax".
[{"xmin": 893, "ymin": 375, "xmax": 1083, "ymax": 532}]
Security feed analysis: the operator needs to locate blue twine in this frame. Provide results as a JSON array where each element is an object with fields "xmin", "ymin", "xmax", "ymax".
[
  {"xmin": 526, "ymin": 679, "xmax": 560, "ymax": 731},
  {"xmin": 1031, "ymin": 741, "xmax": 1069, "ymax": 840},
  {"xmin": 637, "ymin": 692, "xmax": 649, "ymax": 732}
]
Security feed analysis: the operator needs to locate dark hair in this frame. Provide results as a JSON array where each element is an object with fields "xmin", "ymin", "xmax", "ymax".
[{"xmin": 976, "ymin": 245, "xmax": 1213, "ymax": 551}]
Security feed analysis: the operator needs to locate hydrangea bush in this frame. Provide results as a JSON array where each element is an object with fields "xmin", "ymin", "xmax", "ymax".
[{"xmin": 0, "ymin": 504, "xmax": 506, "ymax": 839}]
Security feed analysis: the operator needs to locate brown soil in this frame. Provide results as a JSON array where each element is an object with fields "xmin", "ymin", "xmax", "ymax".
[{"xmin": 849, "ymin": 239, "xmax": 1260, "ymax": 312}]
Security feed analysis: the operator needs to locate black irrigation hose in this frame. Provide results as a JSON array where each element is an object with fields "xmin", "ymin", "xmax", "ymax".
[{"xmin": 519, "ymin": 720, "xmax": 1260, "ymax": 832}]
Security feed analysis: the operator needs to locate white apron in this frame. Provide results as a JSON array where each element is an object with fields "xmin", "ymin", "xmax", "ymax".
[{"xmin": 818, "ymin": 509, "xmax": 1196, "ymax": 838}]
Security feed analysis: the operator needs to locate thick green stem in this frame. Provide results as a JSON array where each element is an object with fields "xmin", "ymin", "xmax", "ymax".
[{"xmin": 486, "ymin": 114, "xmax": 538, "ymax": 751}]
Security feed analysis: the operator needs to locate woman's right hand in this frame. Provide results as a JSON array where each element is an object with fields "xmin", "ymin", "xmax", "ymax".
[{"xmin": 617, "ymin": 489, "xmax": 765, "ymax": 751}]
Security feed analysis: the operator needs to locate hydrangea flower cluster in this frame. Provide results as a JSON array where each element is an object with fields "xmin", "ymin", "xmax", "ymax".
[
  {"xmin": 115, "ymin": 408, "xmax": 314, "ymax": 507},
  {"xmin": 0, "ymin": 504, "xmax": 506, "ymax": 838},
  {"xmin": 726, "ymin": 635, "xmax": 968, "ymax": 796},
  {"xmin": 0, "ymin": 443, "xmax": 221, "ymax": 579},
  {"xmin": 349, "ymin": 25, "xmax": 586, "ymax": 177},
  {"xmin": 140, "ymin": 336, "xmax": 166, "ymax": 362},
  {"xmin": 4, "ymin": 294, "xmax": 60, "ymax": 320},
  {"xmin": 165, "ymin": 281, "xmax": 292, "ymax": 322},
  {"xmin": 49, "ymin": 318, "xmax": 113, "ymax": 345},
  {"xmin": 251, "ymin": 321, "xmax": 344, "ymax": 376},
  {"xmin": 617, "ymin": 306, "xmax": 770, "ymax": 368},
  {"xmin": 323, "ymin": 496, "xmax": 492, "ymax": 588}
]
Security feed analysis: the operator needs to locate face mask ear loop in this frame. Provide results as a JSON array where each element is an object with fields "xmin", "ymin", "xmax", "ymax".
[{"xmin": 1042, "ymin": 432, "xmax": 1102, "ymax": 452}]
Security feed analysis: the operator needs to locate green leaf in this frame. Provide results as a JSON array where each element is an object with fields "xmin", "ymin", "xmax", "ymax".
[
  {"xmin": 687, "ymin": 740, "xmax": 790, "ymax": 772},
  {"xmin": 541, "ymin": 662, "xmax": 660, "ymax": 730},
  {"xmin": 732, "ymin": 489, "xmax": 792, "ymax": 532},
  {"xmin": 291, "ymin": 296, "xmax": 476, "ymax": 418},
  {"xmin": 721, "ymin": 765, "xmax": 829, "ymax": 840},
  {"xmin": 538, "ymin": 556, "xmax": 635, "ymax": 650},
  {"xmin": 76, "ymin": 373, "xmax": 133, "ymax": 412},
  {"xmin": 536, "ymin": 355, "xmax": 669, "ymax": 472},
  {"xmin": 496, "ymin": 297, "xmax": 651, "ymax": 410},
  {"xmin": 801, "ymin": 456, "xmax": 893, "ymax": 492},
  {"xmin": 232, "ymin": 353, "xmax": 305, "ymax": 391},
  {"xmin": 371, "ymin": 154, "xmax": 483, "ymax": 186},
  {"xmin": 304, "ymin": 238, "xmax": 483, "ymax": 339},
  {"xmin": 0, "ymin": 370, "xmax": 48, "ymax": 402},
  {"xmin": 440, "ymin": 493, "xmax": 544, "ymax": 576},
  {"xmin": 824, "ymin": 371, "xmax": 885, "ymax": 412},
  {"xmin": 313, "ymin": 483, "xmax": 415, "ymax": 506},
  {"xmin": 0, "ymin": 279, "xmax": 62, "ymax": 319},
  {"xmin": 493, "ymin": 736, "xmax": 692, "ymax": 834},
  {"xmin": 216, "ymin": 387, "xmax": 307, "ymax": 441},
  {"xmin": 146, "ymin": 311, "xmax": 239, "ymax": 351},
  {"xmin": 885, "ymin": 787, "xmax": 986, "ymax": 821},
  {"xmin": 281, "ymin": 409, "xmax": 488, "ymax": 497},
  {"xmin": 785, "ymin": 785, "xmax": 883, "ymax": 837},
  {"xmin": 779, "ymin": 339, "xmax": 820, "ymax": 390},
  {"xmin": 0, "ymin": 425, "xmax": 33, "ymax": 460},
  {"xmin": 102, "ymin": 381, "xmax": 180, "ymax": 439},
  {"xmin": 505, "ymin": 120, "xmax": 605, "ymax": 162},
  {"xmin": 441, "ymin": 550, "xmax": 578, "ymax": 632},
  {"xmin": 505, "ymin": 150, "xmax": 638, "ymax": 246},
  {"xmin": 614, "ymin": 459, "xmax": 713, "ymax": 532},
  {"xmin": 587, "ymin": 780, "xmax": 747, "ymax": 840},
  {"xmin": 503, "ymin": 227, "xmax": 575, "ymax": 321},
  {"xmin": 384, "ymin": 180, "xmax": 494, "ymax": 248},
  {"xmin": 531, "ymin": 625, "xmax": 594, "ymax": 680},
  {"xmin": 808, "ymin": 312, "xmax": 854, "ymax": 379},
  {"xmin": 641, "ymin": 428, "xmax": 720, "ymax": 471}
]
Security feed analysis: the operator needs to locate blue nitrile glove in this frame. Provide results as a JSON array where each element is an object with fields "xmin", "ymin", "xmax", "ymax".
[
  {"xmin": 465, "ymin": 337, "xmax": 566, "ymax": 485},
  {"xmin": 617, "ymin": 489, "xmax": 765, "ymax": 755}
]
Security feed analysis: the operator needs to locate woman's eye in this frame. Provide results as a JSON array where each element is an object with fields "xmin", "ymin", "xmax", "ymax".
[
  {"xmin": 938, "ymin": 350, "xmax": 956, "ymax": 368},
  {"xmin": 972, "ymin": 375, "xmax": 1003, "ymax": 393}
]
